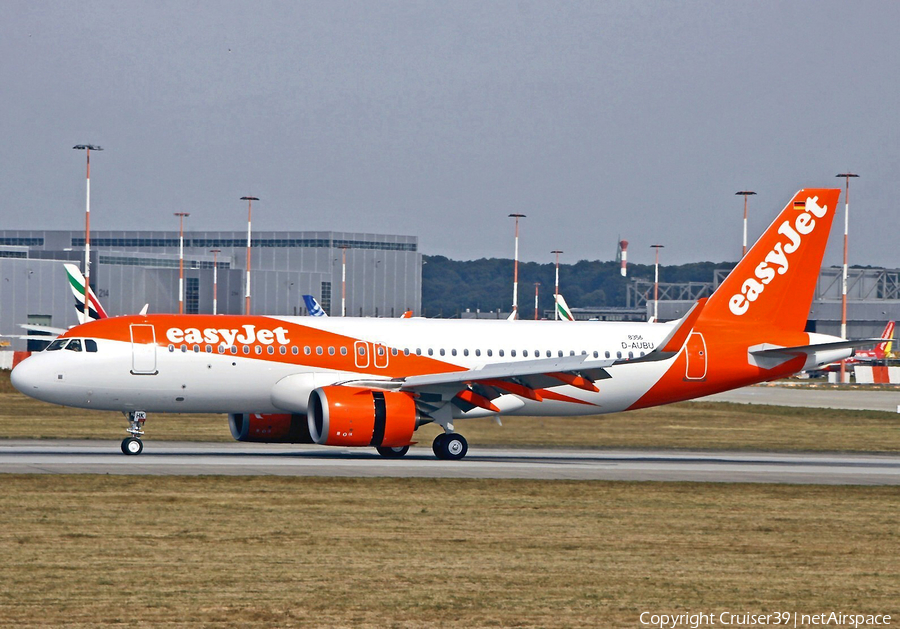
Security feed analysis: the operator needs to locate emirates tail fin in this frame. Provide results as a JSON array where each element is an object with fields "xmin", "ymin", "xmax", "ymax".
[
  {"xmin": 698, "ymin": 188, "xmax": 841, "ymax": 332},
  {"xmin": 64, "ymin": 263, "xmax": 108, "ymax": 321}
]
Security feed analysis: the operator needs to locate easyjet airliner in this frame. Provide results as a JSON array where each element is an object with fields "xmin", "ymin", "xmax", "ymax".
[{"xmin": 11, "ymin": 188, "xmax": 867, "ymax": 459}]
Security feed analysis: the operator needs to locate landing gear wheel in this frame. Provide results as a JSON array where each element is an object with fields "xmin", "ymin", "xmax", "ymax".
[
  {"xmin": 432, "ymin": 433, "xmax": 448, "ymax": 458},
  {"xmin": 376, "ymin": 445, "xmax": 410, "ymax": 458},
  {"xmin": 433, "ymin": 433, "xmax": 468, "ymax": 461},
  {"xmin": 121, "ymin": 437, "xmax": 143, "ymax": 456}
]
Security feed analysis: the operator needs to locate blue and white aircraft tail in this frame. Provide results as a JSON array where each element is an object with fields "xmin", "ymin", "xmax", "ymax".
[{"xmin": 302, "ymin": 295, "xmax": 328, "ymax": 317}]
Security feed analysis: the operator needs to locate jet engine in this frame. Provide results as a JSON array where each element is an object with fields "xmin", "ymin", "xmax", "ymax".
[
  {"xmin": 307, "ymin": 386, "xmax": 418, "ymax": 447},
  {"xmin": 228, "ymin": 412, "xmax": 313, "ymax": 443}
]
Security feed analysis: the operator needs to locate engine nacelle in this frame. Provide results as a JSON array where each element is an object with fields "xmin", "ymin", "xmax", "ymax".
[
  {"xmin": 307, "ymin": 386, "xmax": 418, "ymax": 448},
  {"xmin": 228, "ymin": 413, "xmax": 313, "ymax": 443}
]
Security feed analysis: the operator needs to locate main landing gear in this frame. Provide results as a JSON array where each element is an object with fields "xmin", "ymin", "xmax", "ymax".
[
  {"xmin": 375, "ymin": 445, "xmax": 410, "ymax": 458},
  {"xmin": 432, "ymin": 432, "xmax": 468, "ymax": 461},
  {"xmin": 121, "ymin": 411, "xmax": 146, "ymax": 456}
]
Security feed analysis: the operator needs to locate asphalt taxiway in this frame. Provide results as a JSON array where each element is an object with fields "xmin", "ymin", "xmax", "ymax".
[
  {"xmin": 701, "ymin": 386, "xmax": 900, "ymax": 412},
  {"xmin": 1, "ymin": 440, "xmax": 898, "ymax": 485}
]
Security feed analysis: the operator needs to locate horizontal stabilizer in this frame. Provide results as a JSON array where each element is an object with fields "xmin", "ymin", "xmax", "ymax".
[
  {"xmin": 749, "ymin": 338, "xmax": 888, "ymax": 358},
  {"xmin": 750, "ymin": 339, "xmax": 885, "ymax": 357}
]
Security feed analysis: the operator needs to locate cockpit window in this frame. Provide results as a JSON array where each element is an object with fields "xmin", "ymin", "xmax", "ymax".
[
  {"xmin": 65, "ymin": 339, "xmax": 83, "ymax": 352},
  {"xmin": 85, "ymin": 339, "xmax": 98, "ymax": 353},
  {"xmin": 46, "ymin": 339, "xmax": 68, "ymax": 351}
]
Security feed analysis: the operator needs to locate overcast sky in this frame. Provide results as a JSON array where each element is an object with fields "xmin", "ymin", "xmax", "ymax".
[{"xmin": 2, "ymin": 1, "xmax": 898, "ymax": 267}]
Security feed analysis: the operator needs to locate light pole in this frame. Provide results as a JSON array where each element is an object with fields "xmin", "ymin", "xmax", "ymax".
[
  {"xmin": 341, "ymin": 246, "xmax": 348, "ymax": 317},
  {"xmin": 836, "ymin": 172, "xmax": 859, "ymax": 383},
  {"xmin": 534, "ymin": 282, "xmax": 540, "ymax": 320},
  {"xmin": 174, "ymin": 212, "xmax": 190, "ymax": 314},
  {"xmin": 551, "ymin": 250, "xmax": 563, "ymax": 320},
  {"xmin": 735, "ymin": 191, "xmax": 756, "ymax": 258},
  {"xmin": 508, "ymin": 213, "xmax": 526, "ymax": 319},
  {"xmin": 73, "ymin": 144, "xmax": 102, "ymax": 323},
  {"xmin": 241, "ymin": 196, "xmax": 259, "ymax": 315},
  {"xmin": 651, "ymin": 244, "xmax": 664, "ymax": 322},
  {"xmin": 210, "ymin": 249, "xmax": 221, "ymax": 315}
]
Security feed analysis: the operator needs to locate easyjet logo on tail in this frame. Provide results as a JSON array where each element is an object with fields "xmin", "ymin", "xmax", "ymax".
[
  {"xmin": 166, "ymin": 324, "xmax": 291, "ymax": 346},
  {"xmin": 729, "ymin": 196, "xmax": 829, "ymax": 316}
]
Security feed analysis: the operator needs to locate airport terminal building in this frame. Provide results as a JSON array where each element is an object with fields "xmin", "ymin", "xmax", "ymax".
[{"xmin": 0, "ymin": 229, "xmax": 421, "ymax": 350}]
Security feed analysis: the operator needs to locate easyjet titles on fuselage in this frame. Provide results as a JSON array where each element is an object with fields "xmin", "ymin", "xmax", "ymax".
[
  {"xmin": 729, "ymin": 196, "xmax": 828, "ymax": 316},
  {"xmin": 166, "ymin": 324, "xmax": 291, "ymax": 346}
]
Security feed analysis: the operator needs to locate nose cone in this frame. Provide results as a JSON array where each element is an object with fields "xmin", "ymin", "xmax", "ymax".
[{"xmin": 10, "ymin": 356, "xmax": 39, "ymax": 395}]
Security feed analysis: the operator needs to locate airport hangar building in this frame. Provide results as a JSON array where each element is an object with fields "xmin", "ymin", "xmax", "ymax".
[{"xmin": 0, "ymin": 229, "xmax": 421, "ymax": 351}]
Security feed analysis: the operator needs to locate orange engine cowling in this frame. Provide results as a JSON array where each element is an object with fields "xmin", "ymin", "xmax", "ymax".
[
  {"xmin": 307, "ymin": 386, "xmax": 418, "ymax": 448},
  {"xmin": 228, "ymin": 413, "xmax": 313, "ymax": 443}
]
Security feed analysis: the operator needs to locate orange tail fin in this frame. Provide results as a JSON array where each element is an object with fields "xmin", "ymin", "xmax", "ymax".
[{"xmin": 699, "ymin": 188, "xmax": 841, "ymax": 331}]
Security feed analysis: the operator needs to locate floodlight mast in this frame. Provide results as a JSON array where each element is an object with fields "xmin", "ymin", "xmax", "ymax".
[
  {"xmin": 651, "ymin": 244, "xmax": 664, "ymax": 322},
  {"xmin": 508, "ymin": 214, "xmax": 526, "ymax": 318},
  {"xmin": 174, "ymin": 212, "xmax": 190, "ymax": 314},
  {"xmin": 735, "ymin": 191, "xmax": 756, "ymax": 258},
  {"xmin": 210, "ymin": 249, "xmax": 221, "ymax": 315},
  {"xmin": 551, "ymin": 250, "xmax": 563, "ymax": 320},
  {"xmin": 835, "ymin": 172, "xmax": 859, "ymax": 384},
  {"xmin": 73, "ymin": 145, "xmax": 102, "ymax": 324},
  {"xmin": 241, "ymin": 196, "xmax": 259, "ymax": 315}
]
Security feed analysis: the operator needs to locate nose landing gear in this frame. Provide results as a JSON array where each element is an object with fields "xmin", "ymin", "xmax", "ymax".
[{"xmin": 121, "ymin": 411, "xmax": 146, "ymax": 455}]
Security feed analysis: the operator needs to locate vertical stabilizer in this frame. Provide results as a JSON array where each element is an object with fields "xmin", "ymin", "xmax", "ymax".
[
  {"xmin": 699, "ymin": 189, "xmax": 841, "ymax": 332},
  {"xmin": 64, "ymin": 263, "xmax": 108, "ymax": 321}
]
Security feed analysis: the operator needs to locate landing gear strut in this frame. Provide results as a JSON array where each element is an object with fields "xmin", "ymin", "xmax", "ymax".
[
  {"xmin": 433, "ymin": 432, "xmax": 468, "ymax": 461},
  {"xmin": 121, "ymin": 411, "xmax": 146, "ymax": 456}
]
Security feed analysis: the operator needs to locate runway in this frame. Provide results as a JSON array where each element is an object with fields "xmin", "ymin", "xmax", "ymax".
[{"xmin": 1, "ymin": 440, "xmax": 898, "ymax": 485}]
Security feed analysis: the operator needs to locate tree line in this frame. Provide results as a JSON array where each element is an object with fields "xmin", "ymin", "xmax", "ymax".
[{"xmin": 421, "ymin": 255, "xmax": 736, "ymax": 318}]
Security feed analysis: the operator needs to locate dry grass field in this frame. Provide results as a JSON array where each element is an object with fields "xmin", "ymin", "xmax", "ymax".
[
  {"xmin": 0, "ymin": 475, "xmax": 898, "ymax": 628},
  {"xmin": 2, "ymin": 366, "xmax": 900, "ymax": 452}
]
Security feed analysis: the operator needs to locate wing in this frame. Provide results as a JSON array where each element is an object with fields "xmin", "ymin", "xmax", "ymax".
[{"xmin": 394, "ymin": 353, "xmax": 615, "ymax": 415}]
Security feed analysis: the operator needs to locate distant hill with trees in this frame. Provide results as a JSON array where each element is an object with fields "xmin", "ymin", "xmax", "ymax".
[{"xmin": 421, "ymin": 256, "xmax": 736, "ymax": 317}]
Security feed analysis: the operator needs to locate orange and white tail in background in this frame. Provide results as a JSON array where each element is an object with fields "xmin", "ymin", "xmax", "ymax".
[{"xmin": 871, "ymin": 321, "xmax": 895, "ymax": 358}]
